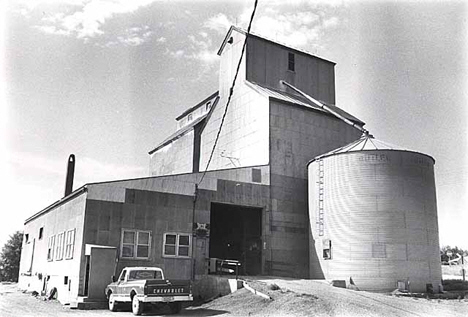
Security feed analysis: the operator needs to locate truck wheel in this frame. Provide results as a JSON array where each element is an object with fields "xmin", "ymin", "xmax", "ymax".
[
  {"xmin": 132, "ymin": 295, "xmax": 144, "ymax": 316},
  {"xmin": 169, "ymin": 302, "xmax": 182, "ymax": 314},
  {"xmin": 108, "ymin": 293, "xmax": 119, "ymax": 312}
]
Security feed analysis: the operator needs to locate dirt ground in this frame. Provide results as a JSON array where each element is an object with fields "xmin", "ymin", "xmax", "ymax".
[
  {"xmin": 241, "ymin": 277, "xmax": 468, "ymax": 317},
  {"xmin": 1, "ymin": 280, "xmax": 468, "ymax": 317}
]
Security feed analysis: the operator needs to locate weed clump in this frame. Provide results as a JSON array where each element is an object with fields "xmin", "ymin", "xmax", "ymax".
[{"xmin": 268, "ymin": 283, "xmax": 281, "ymax": 291}]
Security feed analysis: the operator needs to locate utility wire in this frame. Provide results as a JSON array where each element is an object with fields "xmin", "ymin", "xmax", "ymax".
[
  {"xmin": 190, "ymin": 0, "xmax": 259, "ymax": 280},
  {"xmin": 197, "ymin": 0, "xmax": 259, "ymax": 186}
]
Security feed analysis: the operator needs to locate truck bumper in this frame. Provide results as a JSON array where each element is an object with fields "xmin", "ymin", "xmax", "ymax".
[{"xmin": 139, "ymin": 295, "xmax": 193, "ymax": 303}]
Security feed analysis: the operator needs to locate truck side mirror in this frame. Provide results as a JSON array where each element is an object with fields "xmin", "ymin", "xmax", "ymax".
[{"xmin": 111, "ymin": 275, "xmax": 116, "ymax": 283}]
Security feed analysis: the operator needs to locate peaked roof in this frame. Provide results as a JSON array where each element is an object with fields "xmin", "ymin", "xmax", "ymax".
[
  {"xmin": 218, "ymin": 26, "xmax": 335, "ymax": 65},
  {"xmin": 149, "ymin": 114, "xmax": 207, "ymax": 155},
  {"xmin": 149, "ymin": 92, "xmax": 219, "ymax": 155},
  {"xmin": 175, "ymin": 91, "xmax": 218, "ymax": 121},
  {"xmin": 309, "ymin": 134, "xmax": 434, "ymax": 163},
  {"xmin": 245, "ymin": 81, "xmax": 365, "ymax": 125}
]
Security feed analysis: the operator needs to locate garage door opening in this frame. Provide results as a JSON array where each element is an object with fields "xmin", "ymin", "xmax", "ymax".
[{"xmin": 209, "ymin": 203, "xmax": 262, "ymax": 275}]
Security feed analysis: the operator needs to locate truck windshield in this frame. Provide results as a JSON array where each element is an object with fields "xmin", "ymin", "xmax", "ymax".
[{"xmin": 128, "ymin": 270, "xmax": 163, "ymax": 280}]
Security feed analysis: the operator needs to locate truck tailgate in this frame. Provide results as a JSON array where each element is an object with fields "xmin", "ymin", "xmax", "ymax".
[{"xmin": 145, "ymin": 279, "xmax": 191, "ymax": 297}]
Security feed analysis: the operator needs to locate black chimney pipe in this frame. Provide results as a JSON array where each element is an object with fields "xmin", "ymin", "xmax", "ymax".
[{"xmin": 64, "ymin": 154, "xmax": 75, "ymax": 197}]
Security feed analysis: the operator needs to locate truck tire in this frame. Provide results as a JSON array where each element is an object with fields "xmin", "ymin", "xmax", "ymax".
[
  {"xmin": 108, "ymin": 293, "xmax": 119, "ymax": 312},
  {"xmin": 169, "ymin": 302, "xmax": 182, "ymax": 314},
  {"xmin": 132, "ymin": 295, "xmax": 144, "ymax": 316}
]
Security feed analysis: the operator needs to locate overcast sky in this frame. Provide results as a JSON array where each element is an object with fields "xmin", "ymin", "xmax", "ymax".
[{"xmin": 1, "ymin": 0, "xmax": 467, "ymax": 250}]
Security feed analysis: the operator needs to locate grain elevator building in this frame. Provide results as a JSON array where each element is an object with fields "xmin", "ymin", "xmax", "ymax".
[{"xmin": 18, "ymin": 26, "xmax": 440, "ymax": 304}]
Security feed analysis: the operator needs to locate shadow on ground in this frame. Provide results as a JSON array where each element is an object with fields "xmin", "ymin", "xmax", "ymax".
[
  {"xmin": 179, "ymin": 308, "xmax": 229, "ymax": 316},
  {"xmin": 138, "ymin": 308, "xmax": 228, "ymax": 316},
  {"xmin": 116, "ymin": 304, "xmax": 228, "ymax": 316}
]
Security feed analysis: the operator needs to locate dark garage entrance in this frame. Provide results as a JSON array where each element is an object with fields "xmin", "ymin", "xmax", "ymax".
[{"xmin": 209, "ymin": 203, "xmax": 262, "ymax": 275}]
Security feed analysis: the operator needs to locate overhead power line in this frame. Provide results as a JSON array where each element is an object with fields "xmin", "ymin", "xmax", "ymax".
[
  {"xmin": 190, "ymin": 1, "xmax": 259, "ymax": 280},
  {"xmin": 197, "ymin": 0, "xmax": 259, "ymax": 186}
]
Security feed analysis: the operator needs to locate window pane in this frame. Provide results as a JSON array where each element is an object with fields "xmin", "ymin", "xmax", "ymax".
[
  {"xmin": 119, "ymin": 270, "xmax": 126, "ymax": 281},
  {"xmin": 178, "ymin": 246, "xmax": 189, "ymax": 256},
  {"xmin": 165, "ymin": 234, "xmax": 176, "ymax": 245},
  {"xmin": 69, "ymin": 243, "xmax": 74, "ymax": 259},
  {"xmin": 122, "ymin": 244, "xmax": 134, "ymax": 257},
  {"xmin": 138, "ymin": 232, "xmax": 149, "ymax": 245},
  {"xmin": 137, "ymin": 246, "xmax": 149, "ymax": 258},
  {"xmin": 288, "ymin": 52, "xmax": 295, "ymax": 71},
  {"xmin": 179, "ymin": 235, "xmax": 189, "ymax": 246},
  {"xmin": 164, "ymin": 245, "xmax": 176, "ymax": 256},
  {"xmin": 123, "ymin": 231, "xmax": 135, "ymax": 244}
]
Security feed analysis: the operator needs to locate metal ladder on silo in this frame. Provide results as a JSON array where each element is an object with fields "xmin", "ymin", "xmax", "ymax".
[{"xmin": 317, "ymin": 159, "xmax": 325, "ymax": 236}]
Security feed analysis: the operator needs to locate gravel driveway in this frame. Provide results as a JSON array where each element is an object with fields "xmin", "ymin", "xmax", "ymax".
[
  {"xmin": 252, "ymin": 277, "xmax": 468, "ymax": 317},
  {"xmin": 2, "ymin": 280, "xmax": 468, "ymax": 317},
  {"xmin": 0, "ymin": 283, "xmax": 225, "ymax": 317}
]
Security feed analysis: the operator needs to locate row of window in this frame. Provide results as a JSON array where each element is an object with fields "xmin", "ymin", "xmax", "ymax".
[
  {"xmin": 43, "ymin": 229, "xmax": 190, "ymax": 261},
  {"xmin": 47, "ymin": 229, "xmax": 75, "ymax": 261},
  {"xmin": 120, "ymin": 230, "xmax": 191, "ymax": 260}
]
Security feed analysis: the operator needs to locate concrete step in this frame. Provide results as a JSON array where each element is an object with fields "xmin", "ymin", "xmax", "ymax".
[{"xmin": 70, "ymin": 297, "xmax": 107, "ymax": 309}]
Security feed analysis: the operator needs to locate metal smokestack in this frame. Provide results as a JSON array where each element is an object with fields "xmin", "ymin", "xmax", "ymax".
[{"xmin": 64, "ymin": 154, "xmax": 75, "ymax": 197}]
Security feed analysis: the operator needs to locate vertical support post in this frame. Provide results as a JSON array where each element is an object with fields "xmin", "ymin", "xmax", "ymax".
[
  {"xmin": 191, "ymin": 184, "xmax": 198, "ymax": 281},
  {"xmin": 462, "ymin": 254, "xmax": 466, "ymax": 282}
]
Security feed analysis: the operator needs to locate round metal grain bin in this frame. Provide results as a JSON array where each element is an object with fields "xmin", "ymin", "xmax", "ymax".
[{"xmin": 308, "ymin": 135, "xmax": 441, "ymax": 292}]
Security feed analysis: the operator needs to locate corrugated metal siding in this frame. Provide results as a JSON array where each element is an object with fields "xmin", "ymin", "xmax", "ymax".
[{"xmin": 308, "ymin": 150, "xmax": 441, "ymax": 292}]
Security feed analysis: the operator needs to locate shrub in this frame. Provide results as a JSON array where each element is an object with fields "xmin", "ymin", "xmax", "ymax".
[{"xmin": 442, "ymin": 279, "xmax": 468, "ymax": 291}]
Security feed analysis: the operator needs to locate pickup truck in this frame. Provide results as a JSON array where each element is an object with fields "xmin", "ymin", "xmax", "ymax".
[{"xmin": 105, "ymin": 267, "xmax": 193, "ymax": 315}]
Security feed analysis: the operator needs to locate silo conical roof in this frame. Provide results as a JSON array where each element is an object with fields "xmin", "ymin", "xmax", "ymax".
[{"xmin": 309, "ymin": 134, "xmax": 434, "ymax": 163}]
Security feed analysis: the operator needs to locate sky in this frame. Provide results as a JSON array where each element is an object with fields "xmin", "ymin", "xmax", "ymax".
[{"xmin": 1, "ymin": 0, "xmax": 467, "ymax": 251}]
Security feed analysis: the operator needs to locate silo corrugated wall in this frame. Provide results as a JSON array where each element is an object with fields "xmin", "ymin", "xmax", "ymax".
[{"xmin": 308, "ymin": 150, "xmax": 441, "ymax": 292}]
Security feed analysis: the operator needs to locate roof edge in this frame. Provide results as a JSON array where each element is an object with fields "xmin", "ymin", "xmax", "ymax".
[
  {"xmin": 217, "ymin": 25, "xmax": 336, "ymax": 65},
  {"xmin": 148, "ymin": 115, "xmax": 206, "ymax": 155},
  {"xmin": 24, "ymin": 186, "xmax": 88, "ymax": 224},
  {"xmin": 86, "ymin": 163, "xmax": 270, "ymax": 187},
  {"xmin": 217, "ymin": 25, "xmax": 240, "ymax": 56},
  {"xmin": 175, "ymin": 91, "xmax": 219, "ymax": 121},
  {"xmin": 149, "ymin": 94, "xmax": 220, "ymax": 155}
]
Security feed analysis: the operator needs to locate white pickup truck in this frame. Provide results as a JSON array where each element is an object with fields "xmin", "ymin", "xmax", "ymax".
[{"xmin": 105, "ymin": 267, "xmax": 193, "ymax": 315}]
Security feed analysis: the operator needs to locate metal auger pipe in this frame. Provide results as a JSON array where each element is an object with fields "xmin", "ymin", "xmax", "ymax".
[{"xmin": 280, "ymin": 80, "xmax": 369, "ymax": 136}]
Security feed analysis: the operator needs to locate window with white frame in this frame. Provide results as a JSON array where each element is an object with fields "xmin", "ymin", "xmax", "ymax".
[
  {"xmin": 163, "ymin": 233, "xmax": 191, "ymax": 257},
  {"xmin": 55, "ymin": 232, "xmax": 65, "ymax": 261},
  {"xmin": 121, "ymin": 230, "xmax": 151, "ymax": 259},
  {"xmin": 47, "ymin": 235, "xmax": 55, "ymax": 261},
  {"xmin": 65, "ymin": 229, "xmax": 75, "ymax": 259}
]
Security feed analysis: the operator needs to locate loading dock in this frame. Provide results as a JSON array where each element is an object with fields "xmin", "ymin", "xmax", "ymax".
[{"xmin": 209, "ymin": 203, "xmax": 262, "ymax": 275}]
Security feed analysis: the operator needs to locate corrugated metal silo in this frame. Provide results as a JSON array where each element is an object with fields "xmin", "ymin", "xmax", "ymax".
[{"xmin": 308, "ymin": 135, "xmax": 441, "ymax": 292}]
